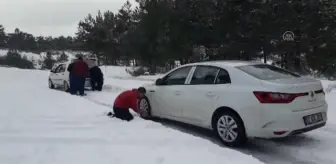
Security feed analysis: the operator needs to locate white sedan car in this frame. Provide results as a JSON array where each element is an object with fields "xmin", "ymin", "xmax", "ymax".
[
  {"xmin": 139, "ymin": 61, "xmax": 328, "ymax": 147},
  {"xmin": 48, "ymin": 62, "xmax": 92, "ymax": 91}
]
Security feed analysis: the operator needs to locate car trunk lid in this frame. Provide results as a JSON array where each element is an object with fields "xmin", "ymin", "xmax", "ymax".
[{"xmin": 261, "ymin": 77, "xmax": 326, "ymax": 111}]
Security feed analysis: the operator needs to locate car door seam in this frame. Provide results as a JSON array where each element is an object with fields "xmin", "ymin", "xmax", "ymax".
[{"xmin": 185, "ymin": 66, "xmax": 196, "ymax": 84}]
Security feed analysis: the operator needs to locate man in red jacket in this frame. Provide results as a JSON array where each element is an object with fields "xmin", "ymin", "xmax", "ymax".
[
  {"xmin": 70, "ymin": 56, "xmax": 89, "ymax": 96},
  {"xmin": 107, "ymin": 87, "xmax": 147, "ymax": 121}
]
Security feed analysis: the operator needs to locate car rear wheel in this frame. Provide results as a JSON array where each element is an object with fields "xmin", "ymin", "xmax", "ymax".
[
  {"xmin": 138, "ymin": 96, "xmax": 152, "ymax": 120},
  {"xmin": 212, "ymin": 110, "xmax": 247, "ymax": 147},
  {"xmin": 63, "ymin": 81, "xmax": 69, "ymax": 92},
  {"xmin": 48, "ymin": 79, "xmax": 54, "ymax": 89}
]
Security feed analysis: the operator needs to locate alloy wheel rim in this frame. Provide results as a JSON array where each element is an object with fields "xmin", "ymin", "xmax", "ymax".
[
  {"xmin": 139, "ymin": 99, "xmax": 149, "ymax": 112},
  {"xmin": 217, "ymin": 115, "xmax": 239, "ymax": 142}
]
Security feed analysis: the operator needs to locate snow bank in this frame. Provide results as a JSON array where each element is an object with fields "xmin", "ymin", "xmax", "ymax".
[
  {"xmin": 0, "ymin": 49, "xmax": 42, "ymax": 60},
  {"xmin": 321, "ymin": 80, "xmax": 336, "ymax": 123},
  {"xmin": 0, "ymin": 67, "xmax": 263, "ymax": 164},
  {"xmin": 100, "ymin": 65, "xmax": 162, "ymax": 81},
  {"xmin": 0, "ymin": 49, "xmax": 95, "ymax": 69}
]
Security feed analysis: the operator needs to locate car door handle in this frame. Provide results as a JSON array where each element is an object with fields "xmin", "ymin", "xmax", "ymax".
[
  {"xmin": 175, "ymin": 91, "xmax": 181, "ymax": 95},
  {"xmin": 206, "ymin": 92, "xmax": 216, "ymax": 98},
  {"xmin": 149, "ymin": 90, "xmax": 155, "ymax": 92}
]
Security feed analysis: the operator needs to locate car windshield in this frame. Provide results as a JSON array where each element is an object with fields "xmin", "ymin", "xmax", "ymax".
[{"xmin": 236, "ymin": 64, "xmax": 300, "ymax": 80}]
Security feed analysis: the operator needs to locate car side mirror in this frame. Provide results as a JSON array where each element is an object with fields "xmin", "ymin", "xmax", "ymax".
[
  {"xmin": 50, "ymin": 70, "xmax": 55, "ymax": 73},
  {"xmin": 155, "ymin": 78, "xmax": 164, "ymax": 86}
]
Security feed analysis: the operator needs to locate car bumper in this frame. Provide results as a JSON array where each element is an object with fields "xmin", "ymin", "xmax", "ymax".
[{"xmin": 249, "ymin": 103, "xmax": 328, "ymax": 138}]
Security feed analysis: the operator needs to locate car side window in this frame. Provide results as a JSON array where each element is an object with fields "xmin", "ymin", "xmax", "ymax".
[
  {"xmin": 55, "ymin": 64, "xmax": 65, "ymax": 73},
  {"xmin": 215, "ymin": 69, "xmax": 231, "ymax": 84},
  {"xmin": 53, "ymin": 65, "xmax": 61, "ymax": 73},
  {"xmin": 190, "ymin": 66, "xmax": 219, "ymax": 85},
  {"xmin": 60, "ymin": 65, "xmax": 66, "ymax": 73},
  {"xmin": 163, "ymin": 66, "xmax": 192, "ymax": 85},
  {"xmin": 51, "ymin": 65, "xmax": 58, "ymax": 72}
]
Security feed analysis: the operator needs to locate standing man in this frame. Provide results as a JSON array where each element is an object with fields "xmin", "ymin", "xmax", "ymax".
[
  {"xmin": 71, "ymin": 56, "xmax": 89, "ymax": 96},
  {"xmin": 107, "ymin": 87, "xmax": 147, "ymax": 121}
]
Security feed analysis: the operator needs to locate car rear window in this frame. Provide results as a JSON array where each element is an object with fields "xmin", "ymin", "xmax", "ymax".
[{"xmin": 236, "ymin": 64, "xmax": 300, "ymax": 80}]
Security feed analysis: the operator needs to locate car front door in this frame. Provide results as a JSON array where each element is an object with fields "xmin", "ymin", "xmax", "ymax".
[
  {"xmin": 50, "ymin": 64, "xmax": 61, "ymax": 85},
  {"xmin": 152, "ymin": 66, "xmax": 193, "ymax": 120},
  {"xmin": 182, "ymin": 66, "xmax": 232, "ymax": 125},
  {"xmin": 54, "ymin": 64, "xmax": 66, "ymax": 85}
]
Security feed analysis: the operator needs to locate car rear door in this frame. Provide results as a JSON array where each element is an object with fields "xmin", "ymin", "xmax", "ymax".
[
  {"xmin": 182, "ymin": 66, "xmax": 232, "ymax": 125},
  {"xmin": 151, "ymin": 66, "xmax": 193, "ymax": 120},
  {"xmin": 59, "ymin": 64, "xmax": 69, "ymax": 84}
]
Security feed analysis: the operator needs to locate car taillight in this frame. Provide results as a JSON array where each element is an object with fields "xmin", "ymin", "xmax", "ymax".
[{"xmin": 253, "ymin": 91, "xmax": 307, "ymax": 103}]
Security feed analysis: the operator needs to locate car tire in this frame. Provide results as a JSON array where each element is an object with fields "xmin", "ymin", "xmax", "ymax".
[
  {"xmin": 212, "ymin": 110, "xmax": 247, "ymax": 147},
  {"xmin": 49, "ymin": 79, "xmax": 55, "ymax": 89},
  {"xmin": 63, "ymin": 81, "xmax": 69, "ymax": 92},
  {"xmin": 138, "ymin": 96, "xmax": 152, "ymax": 120}
]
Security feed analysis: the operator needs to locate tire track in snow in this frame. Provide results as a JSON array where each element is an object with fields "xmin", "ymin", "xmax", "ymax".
[
  {"xmin": 153, "ymin": 118, "xmax": 322, "ymax": 164},
  {"xmin": 83, "ymin": 84, "xmax": 126, "ymax": 109},
  {"xmin": 82, "ymin": 84, "xmax": 140, "ymax": 117}
]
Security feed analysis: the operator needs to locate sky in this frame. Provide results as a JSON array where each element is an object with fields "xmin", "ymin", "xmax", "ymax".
[{"xmin": 0, "ymin": 0, "xmax": 136, "ymax": 37}]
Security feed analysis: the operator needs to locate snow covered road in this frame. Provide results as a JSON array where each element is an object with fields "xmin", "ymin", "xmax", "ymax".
[{"xmin": 0, "ymin": 67, "xmax": 263, "ymax": 164}]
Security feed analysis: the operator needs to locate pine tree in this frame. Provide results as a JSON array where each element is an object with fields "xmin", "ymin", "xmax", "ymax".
[
  {"xmin": 42, "ymin": 52, "xmax": 56, "ymax": 69},
  {"xmin": 57, "ymin": 51, "xmax": 68, "ymax": 62},
  {"xmin": 0, "ymin": 25, "xmax": 6, "ymax": 48}
]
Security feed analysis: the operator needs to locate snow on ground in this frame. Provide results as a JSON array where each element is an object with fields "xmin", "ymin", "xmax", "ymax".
[{"xmin": 0, "ymin": 67, "xmax": 263, "ymax": 164}]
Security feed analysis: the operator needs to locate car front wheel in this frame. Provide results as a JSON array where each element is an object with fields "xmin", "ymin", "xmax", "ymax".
[
  {"xmin": 63, "ymin": 81, "xmax": 69, "ymax": 92},
  {"xmin": 213, "ymin": 111, "xmax": 247, "ymax": 147},
  {"xmin": 48, "ymin": 79, "xmax": 54, "ymax": 89},
  {"xmin": 138, "ymin": 96, "xmax": 152, "ymax": 120}
]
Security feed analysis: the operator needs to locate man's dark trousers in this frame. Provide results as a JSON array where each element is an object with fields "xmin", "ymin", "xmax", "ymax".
[
  {"xmin": 70, "ymin": 75, "xmax": 85, "ymax": 95},
  {"xmin": 91, "ymin": 79, "xmax": 103, "ymax": 91},
  {"xmin": 113, "ymin": 106, "xmax": 134, "ymax": 121},
  {"xmin": 69, "ymin": 73, "xmax": 77, "ymax": 94},
  {"xmin": 78, "ymin": 76, "xmax": 85, "ymax": 95}
]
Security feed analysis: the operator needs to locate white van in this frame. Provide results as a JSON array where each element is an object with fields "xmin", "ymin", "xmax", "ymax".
[{"xmin": 48, "ymin": 58, "xmax": 98, "ymax": 91}]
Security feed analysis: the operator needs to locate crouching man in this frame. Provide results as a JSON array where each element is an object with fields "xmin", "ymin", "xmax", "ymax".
[
  {"xmin": 107, "ymin": 87, "xmax": 147, "ymax": 121},
  {"xmin": 89, "ymin": 65, "xmax": 104, "ymax": 91}
]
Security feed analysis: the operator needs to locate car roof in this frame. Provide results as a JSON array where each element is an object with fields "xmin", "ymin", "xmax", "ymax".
[
  {"xmin": 58, "ymin": 62, "xmax": 70, "ymax": 65},
  {"xmin": 183, "ymin": 60, "xmax": 264, "ymax": 68}
]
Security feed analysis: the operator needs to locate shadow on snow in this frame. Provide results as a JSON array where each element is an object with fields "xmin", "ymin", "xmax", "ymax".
[{"xmin": 150, "ymin": 118, "xmax": 319, "ymax": 164}]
